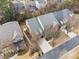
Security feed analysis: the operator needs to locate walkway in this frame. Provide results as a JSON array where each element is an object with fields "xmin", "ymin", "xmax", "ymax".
[{"xmin": 61, "ymin": 28, "xmax": 77, "ymax": 38}]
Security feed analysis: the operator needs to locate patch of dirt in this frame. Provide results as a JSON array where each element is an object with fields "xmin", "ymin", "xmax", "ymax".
[{"xmin": 49, "ymin": 30, "xmax": 69, "ymax": 47}]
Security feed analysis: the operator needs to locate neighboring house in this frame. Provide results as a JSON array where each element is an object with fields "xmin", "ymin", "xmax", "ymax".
[
  {"xmin": 0, "ymin": 21, "xmax": 25, "ymax": 59},
  {"xmin": 12, "ymin": 0, "xmax": 37, "ymax": 13},
  {"xmin": 0, "ymin": 21, "xmax": 23, "ymax": 49},
  {"xmin": 12, "ymin": 0, "xmax": 48, "ymax": 13},
  {"xmin": 13, "ymin": 1, "xmax": 35, "ymax": 9},
  {"xmin": 54, "ymin": 9, "xmax": 74, "ymax": 25}
]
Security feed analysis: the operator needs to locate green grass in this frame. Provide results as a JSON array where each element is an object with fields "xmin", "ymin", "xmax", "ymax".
[{"xmin": 76, "ymin": 56, "xmax": 79, "ymax": 59}]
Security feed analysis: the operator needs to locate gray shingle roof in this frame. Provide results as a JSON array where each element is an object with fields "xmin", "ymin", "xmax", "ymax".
[
  {"xmin": 54, "ymin": 9, "xmax": 74, "ymax": 23},
  {"xmin": 26, "ymin": 13, "xmax": 59, "ymax": 35},
  {"xmin": 0, "ymin": 21, "xmax": 23, "ymax": 48},
  {"xmin": 38, "ymin": 13, "xmax": 59, "ymax": 28},
  {"xmin": 14, "ymin": 1, "xmax": 36, "ymax": 10},
  {"xmin": 38, "ymin": 36, "xmax": 79, "ymax": 59},
  {"xmin": 26, "ymin": 18, "xmax": 43, "ymax": 35}
]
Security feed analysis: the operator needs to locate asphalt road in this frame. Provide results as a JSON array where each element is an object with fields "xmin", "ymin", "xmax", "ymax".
[{"xmin": 38, "ymin": 36, "xmax": 79, "ymax": 59}]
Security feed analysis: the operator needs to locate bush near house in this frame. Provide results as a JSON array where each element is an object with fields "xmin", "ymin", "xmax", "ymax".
[{"xmin": 0, "ymin": 0, "xmax": 17, "ymax": 23}]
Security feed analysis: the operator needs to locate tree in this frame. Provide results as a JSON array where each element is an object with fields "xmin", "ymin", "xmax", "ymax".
[
  {"xmin": 40, "ymin": 24, "xmax": 60, "ymax": 47},
  {"xmin": 0, "ymin": 0, "xmax": 16, "ymax": 23},
  {"xmin": 57, "ymin": 0, "xmax": 79, "ymax": 13},
  {"xmin": 43, "ymin": 25, "xmax": 60, "ymax": 40},
  {"xmin": 4, "ymin": 7, "xmax": 15, "ymax": 23},
  {"xmin": 57, "ymin": 0, "xmax": 74, "ymax": 10},
  {"xmin": 64, "ymin": 15, "xmax": 79, "ymax": 32},
  {"xmin": 0, "ymin": 0, "xmax": 9, "ymax": 10}
]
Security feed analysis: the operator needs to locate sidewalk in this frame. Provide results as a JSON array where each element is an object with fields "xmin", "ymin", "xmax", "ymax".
[{"xmin": 61, "ymin": 28, "xmax": 77, "ymax": 38}]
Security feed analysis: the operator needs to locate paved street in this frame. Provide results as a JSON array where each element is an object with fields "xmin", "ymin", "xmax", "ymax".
[{"xmin": 38, "ymin": 36, "xmax": 79, "ymax": 59}]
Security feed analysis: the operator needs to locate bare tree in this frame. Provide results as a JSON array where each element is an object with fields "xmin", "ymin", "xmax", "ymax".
[
  {"xmin": 41, "ymin": 24, "xmax": 60, "ymax": 47},
  {"xmin": 43, "ymin": 24, "xmax": 60, "ymax": 40},
  {"xmin": 64, "ymin": 15, "xmax": 79, "ymax": 32}
]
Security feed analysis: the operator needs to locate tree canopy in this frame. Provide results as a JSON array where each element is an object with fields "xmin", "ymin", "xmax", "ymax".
[
  {"xmin": 0, "ymin": 0, "xmax": 9, "ymax": 10},
  {"xmin": 4, "ymin": 7, "xmax": 15, "ymax": 23}
]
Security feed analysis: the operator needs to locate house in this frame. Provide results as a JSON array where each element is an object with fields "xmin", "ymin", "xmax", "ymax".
[
  {"xmin": 25, "ymin": 9, "xmax": 74, "ymax": 55},
  {"xmin": 38, "ymin": 36, "xmax": 79, "ymax": 59},
  {"xmin": 12, "ymin": 0, "xmax": 36, "ymax": 12},
  {"xmin": 0, "ymin": 21, "xmax": 29, "ymax": 59},
  {"xmin": 25, "ymin": 9, "xmax": 74, "ymax": 36},
  {"xmin": 0, "ymin": 21, "xmax": 23, "ymax": 49},
  {"xmin": 25, "ymin": 13, "xmax": 60, "ymax": 54},
  {"xmin": 0, "ymin": 21, "xmax": 26, "ymax": 59}
]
